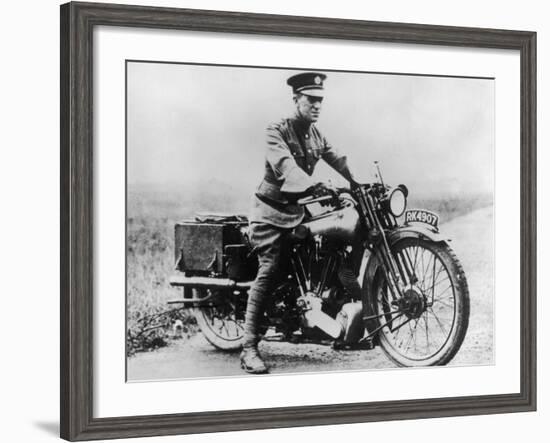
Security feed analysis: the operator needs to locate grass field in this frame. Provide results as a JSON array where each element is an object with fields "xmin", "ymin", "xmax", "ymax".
[{"xmin": 126, "ymin": 185, "xmax": 492, "ymax": 355}]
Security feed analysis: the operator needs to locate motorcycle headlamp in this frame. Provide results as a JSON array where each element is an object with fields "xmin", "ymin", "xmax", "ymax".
[{"xmin": 385, "ymin": 185, "xmax": 408, "ymax": 217}]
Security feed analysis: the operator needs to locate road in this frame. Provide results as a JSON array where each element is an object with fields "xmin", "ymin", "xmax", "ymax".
[{"xmin": 128, "ymin": 206, "xmax": 494, "ymax": 381}]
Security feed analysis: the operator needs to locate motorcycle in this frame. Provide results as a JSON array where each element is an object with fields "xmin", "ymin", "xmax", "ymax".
[{"xmin": 168, "ymin": 164, "xmax": 470, "ymax": 367}]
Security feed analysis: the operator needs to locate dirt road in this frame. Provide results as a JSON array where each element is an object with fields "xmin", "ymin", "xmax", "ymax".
[{"xmin": 128, "ymin": 206, "xmax": 494, "ymax": 381}]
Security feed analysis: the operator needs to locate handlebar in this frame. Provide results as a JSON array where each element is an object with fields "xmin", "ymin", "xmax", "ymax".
[
  {"xmin": 296, "ymin": 195, "xmax": 334, "ymax": 206},
  {"xmin": 296, "ymin": 186, "xmax": 353, "ymax": 206}
]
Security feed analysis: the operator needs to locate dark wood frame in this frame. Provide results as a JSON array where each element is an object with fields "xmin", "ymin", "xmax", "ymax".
[{"xmin": 60, "ymin": 1, "xmax": 537, "ymax": 441}]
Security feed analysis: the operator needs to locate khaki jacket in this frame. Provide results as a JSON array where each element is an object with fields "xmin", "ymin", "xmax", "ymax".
[{"xmin": 250, "ymin": 116, "xmax": 354, "ymax": 228}]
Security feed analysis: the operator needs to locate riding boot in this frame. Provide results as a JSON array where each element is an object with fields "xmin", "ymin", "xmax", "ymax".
[
  {"xmin": 240, "ymin": 345, "xmax": 268, "ymax": 374},
  {"xmin": 240, "ymin": 286, "xmax": 269, "ymax": 374},
  {"xmin": 240, "ymin": 222, "xmax": 284, "ymax": 374}
]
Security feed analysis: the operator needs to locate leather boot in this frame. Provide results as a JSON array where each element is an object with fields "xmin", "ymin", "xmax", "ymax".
[{"xmin": 240, "ymin": 345, "xmax": 268, "ymax": 374}]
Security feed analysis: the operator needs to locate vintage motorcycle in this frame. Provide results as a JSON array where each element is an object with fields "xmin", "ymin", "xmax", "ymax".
[{"xmin": 169, "ymin": 165, "xmax": 470, "ymax": 367}]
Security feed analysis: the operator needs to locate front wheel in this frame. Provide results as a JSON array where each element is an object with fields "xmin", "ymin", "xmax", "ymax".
[
  {"xmin": 366, "ymin": 238, "xmax": 470, "ymax": 366},
  {"xmin": 192, "ymin": 288, "xmax": 245, "ymax": 351}
]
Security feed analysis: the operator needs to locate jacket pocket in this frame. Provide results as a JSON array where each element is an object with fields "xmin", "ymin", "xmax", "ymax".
[{"xmin": 288, "ymin": 142, "xmax": 306, "ymax": 167}]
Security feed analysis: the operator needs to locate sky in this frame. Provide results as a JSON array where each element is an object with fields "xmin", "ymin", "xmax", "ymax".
[{"xmin": 127, "ymin": 61, "xmax": 494, "ymax": 197}]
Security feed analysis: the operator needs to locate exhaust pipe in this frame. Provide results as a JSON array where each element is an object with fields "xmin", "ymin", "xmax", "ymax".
[
  {"xmin": 168, "ymin": 274, "xmax": 253, "ymax": 305},
  {"xmin": 298, "ymin": 295, "xmax": 344, "ymax": 339},
  {"xmin": 169, "ymin": 273, "xmax": 253, "ymax": 290}
]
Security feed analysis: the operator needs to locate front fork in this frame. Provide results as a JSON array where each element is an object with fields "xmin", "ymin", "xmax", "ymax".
[
  {"xmin": 354, "ymin": 187, "xmax": 418, "ymax": 302},
  {"xmin": 371, "ymin": 236, "xmax": 425, "ymax": 305}
]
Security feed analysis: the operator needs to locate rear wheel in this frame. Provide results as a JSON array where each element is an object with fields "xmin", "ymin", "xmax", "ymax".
[
  {"xmin": 192, "ymin": 288, "xmax": 245, "ymax": 351},
  {"xmin": 367, "ymin": 238, "xmax": 469, "ymax": 366}
]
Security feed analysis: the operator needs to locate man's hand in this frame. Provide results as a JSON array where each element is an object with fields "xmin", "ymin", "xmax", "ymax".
[
  {"xmin": 310, "ymin": 182, "xmax": 338, "ymax": 205},
  {"xmin": 309, "ymin": 182, "xmax": 330, "ymax": 198}
]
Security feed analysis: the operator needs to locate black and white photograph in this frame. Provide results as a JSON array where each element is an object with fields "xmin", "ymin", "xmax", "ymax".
[
  {"xmin": 125, "ymin": 61, "xmax": 494, "ymax": 381},
  {"xmin": 2, "ymin": 0, "xmax": 544, "ymax": 440}
]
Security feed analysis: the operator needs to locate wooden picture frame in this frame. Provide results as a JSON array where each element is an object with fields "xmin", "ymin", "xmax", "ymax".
[{"xmin": 60, "ymin": 1, "xmax": 536, "ymax": 440}]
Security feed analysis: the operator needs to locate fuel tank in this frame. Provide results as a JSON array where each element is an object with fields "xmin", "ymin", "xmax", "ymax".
[{"xmin": 301, "ymin": 205, "xmax": 360, "ymax": 243}]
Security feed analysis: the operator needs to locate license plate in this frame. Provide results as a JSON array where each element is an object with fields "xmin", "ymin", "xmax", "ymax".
[{"xmin": 404, "ymin": 209, "xmax": 439, "ymax": 229}]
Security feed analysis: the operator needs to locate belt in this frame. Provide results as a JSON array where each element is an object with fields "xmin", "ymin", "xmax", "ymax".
[{"xmin": 255, "ymin": 192, "xmax": 289, "ymax": 212}]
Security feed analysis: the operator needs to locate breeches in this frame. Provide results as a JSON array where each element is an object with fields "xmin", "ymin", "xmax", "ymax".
[
  {"xmin": 242, "ymin": 222, "xmax": 286, "ymax": 347},
  {"xmin": 250, "ymin": 223, "xmax": 285, "ymax": 289}
]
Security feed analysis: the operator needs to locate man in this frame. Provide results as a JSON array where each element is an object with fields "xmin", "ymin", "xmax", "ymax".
[{"xmin": 241, "ymin": 72, "xmax": 361, "ymax": 374}]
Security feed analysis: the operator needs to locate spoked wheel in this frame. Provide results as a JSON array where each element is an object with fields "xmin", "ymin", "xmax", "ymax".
[
  {"xmin": 192, "ymin": 288, "xmax": 245, "ymax": 351},
  {"xmin": 370, "ymin": 238, "xmax": 469, "ymax": 366}
]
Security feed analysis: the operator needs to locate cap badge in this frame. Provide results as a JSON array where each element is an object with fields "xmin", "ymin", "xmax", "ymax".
[{"xmin": 314, "ymin": 76, "xmax": 321, "ymax": 85}]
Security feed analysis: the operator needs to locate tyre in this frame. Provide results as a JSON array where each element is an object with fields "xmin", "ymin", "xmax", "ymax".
[
  {"xmin": 365, "ymin": 238, "xmax": 470, "ymax": 366},
  {"xmin": 192, "ymin": 288, "xmax": 245, "ymax": 351}
]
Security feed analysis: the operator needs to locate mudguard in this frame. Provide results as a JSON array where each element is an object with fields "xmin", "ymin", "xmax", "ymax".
[
  {"xmin": 366, "ymin": 225, "xmax": 450, "ymax": 279},
  {"xmin": 386, "ymin": 225, "xmax": 450, "ymax": 245}
]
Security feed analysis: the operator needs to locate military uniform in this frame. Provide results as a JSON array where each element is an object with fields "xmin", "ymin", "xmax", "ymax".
[
  {"xmin": 240, "ymin": 72, "xmax": 359, "ymax": 375},
  {"xmin": 250, "ymin": 116, "xmax": 354, "ymax": 228}
]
